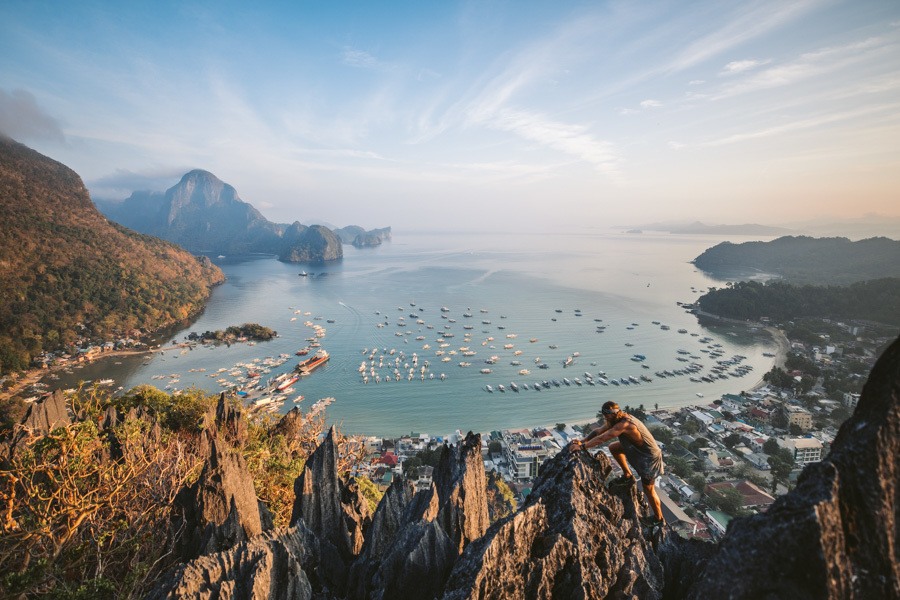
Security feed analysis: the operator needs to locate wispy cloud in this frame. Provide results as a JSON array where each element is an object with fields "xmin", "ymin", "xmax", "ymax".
[
  {"xmin": 640, "ymin": 99, "xmax": 662, "ymax": 108},
  {"xmin": 720, "ymin": 59, "xmax": 767, "ymax": 75},
  {"xmin": 664, "ymin": 1, "xmax": 821, "ymax": 73},
  {"xmin": 342, "ymin": 48, "xmax": 382, "ymax": 69},
  {"xmin": 712, "ymin": 35, "xmax": 895, "ymax": 100},
  {"xmin": 0, "ymin": 88, "xmax": 65, "ymax": 142}
]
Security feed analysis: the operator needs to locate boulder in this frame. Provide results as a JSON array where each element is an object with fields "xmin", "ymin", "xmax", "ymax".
[
  {"xmin": 20, "ymin": 389, "xmax": 69, "ymax": 435},
  {"xmin": 442, "ymin": 445, "xmax": 663, "ymax": 599}
]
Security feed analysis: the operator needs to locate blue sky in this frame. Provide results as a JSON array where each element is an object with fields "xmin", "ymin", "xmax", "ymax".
[{"xmin": 2, "ymin": 0, "xmax": 899, "ymax": 233}]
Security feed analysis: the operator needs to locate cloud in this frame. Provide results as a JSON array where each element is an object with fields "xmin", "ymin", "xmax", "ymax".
[
  {"xmin": 720, "ymin": 59, "xmax": 766, "ymax": 75},
  {"xmin": 490, "ymin": 108, "xmax": 618, "ymax": 174},
  {"xmin": 689, "ymin": 80, "xmax": 705, "ymax": 85},
  {"xmin": 0, "ymin": 88, "xmax": 65, "ymax": 142},
  {"xmin": 640, "ymin": 99, "xmax": 662, "ymax": 108},
  {"xmin": 87, "ymin": 167, "xmax": 191, "ymax": 199},
  {"xmin": 342, "ymin": 48, "xmax": 383, "ymax": 69}
]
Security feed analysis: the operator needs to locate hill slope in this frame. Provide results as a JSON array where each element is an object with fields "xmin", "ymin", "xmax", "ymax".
[
  {"xmin": 0, "ymin": 136, "xmax": 224, "ymax": 374},
  {"xmin": 692, "ymin": 235, "xmax": 900, "ymax": 284}
]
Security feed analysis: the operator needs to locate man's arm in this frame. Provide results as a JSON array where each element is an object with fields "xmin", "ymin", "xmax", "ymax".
[{"xmin": 582, "ymin": 420, "xmax": 629, "ymax": 450}]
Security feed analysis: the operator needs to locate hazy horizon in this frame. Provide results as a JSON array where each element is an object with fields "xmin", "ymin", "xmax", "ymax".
[{"xmin": 2, "ymin": 1, "xmax": 899, "ymax": 234}]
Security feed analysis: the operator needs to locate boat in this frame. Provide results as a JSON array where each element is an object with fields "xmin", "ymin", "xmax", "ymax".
[
  {"xmin": 298, "ymin": 271, "xmax": 308, "ymax": 276},
  {"xmin": 497, "ymin": 384, "xmax": 506, "ymax": 392},
  {"xmin": 295, "ymin": 347, "xmax": 310, "ymax": 356},
  {"xmin": 510, "ymin": 382, "xmax": 519, "ymax": 392},
  {"xmin": 276, "ymin": 375, "xmax": 299, "ymax": 391},
  {"xmin": 485, "ymin": 385, "xmax": 493, "ymax": 393},
  {"xmin": 296, "ymin": 350, "xmax": 330, "ymax": 375}
]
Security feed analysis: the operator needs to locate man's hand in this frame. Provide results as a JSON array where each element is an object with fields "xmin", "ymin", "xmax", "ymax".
[{"xmin": 569, "ymin": 439, "xmax": 584, "ymax": 451}]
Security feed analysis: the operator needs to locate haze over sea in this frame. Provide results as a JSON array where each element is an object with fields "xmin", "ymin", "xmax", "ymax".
[{"xmin": 55, "ymin": 231, "xmax": 780, "ymax": 437}]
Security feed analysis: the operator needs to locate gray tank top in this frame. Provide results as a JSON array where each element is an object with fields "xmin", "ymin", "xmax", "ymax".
[{"xmin": 618, "ymin": 414, "xmax": 661, "ymax": 456}]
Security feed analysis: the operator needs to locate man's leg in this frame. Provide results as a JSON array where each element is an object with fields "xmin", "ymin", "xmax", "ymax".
[
  {"xmin": 642, "ymin": 478, "xmax": 664, "ymax": 522},
  {"xmin": 608, "ymin": 442, "xmax": 634, "ymax": 479}
]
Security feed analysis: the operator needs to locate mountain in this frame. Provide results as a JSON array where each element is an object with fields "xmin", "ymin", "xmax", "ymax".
[
  {"xmin": 637, "ymin": 220, "xmax": 793, "ymax": 236},
  {"xmin": 692, "ymin": 235, "xmax": 900, "ymax": 284},
  {"xmin": 278, "ymin": 224, "xmax": 343, "ymax": 263},
  {"xmin": 334, "ymin": 225, "xmax": 392, "ymax": 247},
  {"xmin": 96, "ymin": 173, "xmax": 391, "ymax": 259},
  {"xmin": 96, "ymin": 170, "xmax": 284, "ymax": 254},
  {"xmin": 0, "ymin": 137, "xmax": 224, "ymax": 374}
]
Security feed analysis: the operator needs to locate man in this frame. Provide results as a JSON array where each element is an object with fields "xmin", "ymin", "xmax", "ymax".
[{"xmin": 571, "ymin": 401, "xmax": 666, "ymax": 528}]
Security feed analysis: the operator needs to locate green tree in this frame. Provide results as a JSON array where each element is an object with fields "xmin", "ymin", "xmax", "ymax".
[
  {"xmin": 763, "ymin": 438, "xmax": 780, "ymax": 455},
  {"xmin": 555, "ymin": 423, "xmax": 566, "ymax": 432},
  {"xmin": 667, "ymin": 455, "xmax": 694, "ymax": 478},
  {"xmin": 682, "ymin": 420, "xmax": 700, "ymax": 435},
  {"xmin": 768, "ymin": 456, "xmax": 793, "ymax": 494},
  {"xmin": 355, "ymin": 476, "xmax": 383, "ymax": 514},
  {"xmin": 722, "ymin": 433, "xmax": 742, "ymax": 449},
  {"xmin": 707, "ymin": 486, "xmax": 745, "ymax": 517},
  {"xmin": 648, "ymin": 425, "xmax": 673, "ymax": 446}
]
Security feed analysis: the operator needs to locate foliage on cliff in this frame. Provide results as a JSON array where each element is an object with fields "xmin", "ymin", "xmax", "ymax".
[
  {"xmin": 0, "ymin": 386, "xmax": 339, "ymax": 598},
  {"xmin": 186, "ymin": 323, "xmax": 277, "ymax": 344},
  {"xmin": 692, "ymin": 235, "xmax": 900, "ymax": 284},
  {"xmin": 0, "ymin": 137, "xmax": 225, "ymax": 375},
  {"xmin": 697, "ymin": 278, "xmax": 900, "ymax": 326}
]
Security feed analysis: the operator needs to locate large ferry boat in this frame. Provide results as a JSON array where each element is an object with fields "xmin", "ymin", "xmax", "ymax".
[{"xmin": 296, "ymin": 350, "xmax": 329, "ymax": 375}]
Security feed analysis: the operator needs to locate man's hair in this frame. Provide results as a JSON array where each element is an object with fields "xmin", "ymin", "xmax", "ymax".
[{"xmin": 601, "ymin": 401, "xmax": 620, "ymax": 416}]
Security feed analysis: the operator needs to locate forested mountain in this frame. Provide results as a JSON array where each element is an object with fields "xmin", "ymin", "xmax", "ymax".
[
  {"xmin": 0, "ymin": 136, "xmax": 224, "ymax": 374},
  {"xmin": 692, "ymin": 236, "xmax": 900, "ymax": 284},
  {"xmin": 697, "ymin": 279, "xmax": 900, "ymax": 326}
]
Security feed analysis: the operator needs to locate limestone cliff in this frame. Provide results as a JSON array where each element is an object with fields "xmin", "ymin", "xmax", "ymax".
[{"xmin": 278, "ymin": 224, "xmax": 343, "ymax": 264}]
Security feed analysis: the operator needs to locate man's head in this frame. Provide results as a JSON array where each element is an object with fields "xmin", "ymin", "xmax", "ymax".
[{"xmin": 601, "ymin": 401, "xmax": 622, "ymax": 422}]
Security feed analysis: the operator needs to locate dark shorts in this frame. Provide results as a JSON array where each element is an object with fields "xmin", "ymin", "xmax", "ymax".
[{"xmin": 622, "ymin": 442, "xmax": 664, "ymax": 483}]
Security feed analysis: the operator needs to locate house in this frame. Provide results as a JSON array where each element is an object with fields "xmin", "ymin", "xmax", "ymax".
[
  {"xmin": 781, "ymin": 437, "xmax": 824, "ymax": 465},
  {"xmin": 657, "ymin": 488, "xmax": 698, "ymax": 538},
  {"xmin": 784, "ymin": 405, "xmax": 813, "ymax": 431},
  {"xmin": 707, "ymin": 480, "xmax": 776, "ymax": 510}
]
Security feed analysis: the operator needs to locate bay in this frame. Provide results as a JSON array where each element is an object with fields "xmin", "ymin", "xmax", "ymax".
[{"xmin": 53, "ymin": 231, "xmax": 780, "ymax": 437}]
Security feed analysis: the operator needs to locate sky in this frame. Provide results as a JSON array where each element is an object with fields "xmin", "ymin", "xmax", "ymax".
[{"xmin": 1, "ymin": 0, "xmax": 899, "ymax": 234}]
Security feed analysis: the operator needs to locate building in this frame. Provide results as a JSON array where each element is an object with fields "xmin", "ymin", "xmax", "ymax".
[
  {"xmin": 781, "ymin": 437, "xmax": 824, "ymax": 465},
  {"xmin": 843, "ymin": 392, "xmax": 860, "ymax": 410},
  {"xmin": 503, "ymin": 431, "xmax": 551, "ymax": 480},
  {"xmin": 784, "ymin": 405, "xmax": 813, "ymax": 431},
  {"xmin": 707, "ymin": 480, "xmax": 776, "ymax": 510},
  {"xmin": 657, "ymin": 488, "xmax": 699, "ymax": 538}
]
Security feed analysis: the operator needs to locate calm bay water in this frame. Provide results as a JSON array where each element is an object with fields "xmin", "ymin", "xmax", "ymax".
[{"xmin": 53, "ymin": 231, "xmax": 779, "ymax": 436}]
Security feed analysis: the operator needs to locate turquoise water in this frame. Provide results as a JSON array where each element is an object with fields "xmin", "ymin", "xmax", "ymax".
[{"xmin": 53, "ymin": 231, "xmax": 780, "ymax": 436}]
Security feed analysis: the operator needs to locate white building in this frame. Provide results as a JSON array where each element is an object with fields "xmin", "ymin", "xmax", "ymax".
[
  {"xmin": 781, "ymin": 437, "xmax": 824, "ymax": 465},
  {"xmin": 843, "ymin": 392, "xmax": 860, "ymax": 410}
]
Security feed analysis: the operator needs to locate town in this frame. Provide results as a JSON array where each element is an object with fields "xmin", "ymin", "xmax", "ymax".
[{"xmin": 349, "ymin": 315, "xmax": 895, "ymax": 540}]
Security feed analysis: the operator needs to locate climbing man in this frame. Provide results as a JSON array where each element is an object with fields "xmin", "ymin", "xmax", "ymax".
[{"xmin": 570, "ymin": 401, "xmax": 666, "ymax": 529}]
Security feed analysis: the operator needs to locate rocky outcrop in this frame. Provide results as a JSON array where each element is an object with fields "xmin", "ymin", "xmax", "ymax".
[
  {"xmin": 279, "ymin": 224, "xmax": 343, "ymax": 264},
  {"xmin": 443, "ymin": 444, "xmax": 663, "ymax": 599},
  {"xmin": 149, "ymin": 523, "xmax": 320, "ymax": 600},
  {"xmin": 663, "ymin": 333, "xmax": 900, "ymax": 599},
  {"xmin": 333, "ymin": 225, "xmax": 391, "ymax": 247},
  {"xmin": 171, "ymin": 432, "xmax": 268, "ymax": 561},
  {"xmin": 204, "ymin": 392, "xmax": 247, "ymax": 448},
  {"xmin": 7, "ymin": 390, "xmax": 71, "ymax": 456}
]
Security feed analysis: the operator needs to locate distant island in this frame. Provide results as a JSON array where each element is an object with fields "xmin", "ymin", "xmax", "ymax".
[
  {"xmin": 95, "ymin": 170, "xmax": 390, "ymax": 262},
  {"xmin": 186, "ymin": 323, "xmax": 277, "ymax": 344},
  {"xmin": 692, "ymin": 235, "xmax": 900, "ymax": 284},
  {"xmin": 635, "ymin": 221, "xmax": 793, "ymax": 236}
]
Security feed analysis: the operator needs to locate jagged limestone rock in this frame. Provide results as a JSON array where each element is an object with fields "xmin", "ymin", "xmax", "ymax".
[
  {"xmin": 442, "ymin": 444, "xmax": 663, "ymax": 600},
  {"xmin": 669, "ymin": 334, "xmax": 900, "ymax": 600},
  {"xmin": 7, "ymin": 390, "xmax": 71, "ymax": 457},
  {"xmin": 149, "ymin": 524, "xmax": 319, "ymax": 600},
  {"xmin": 433, "ymin": 432, "xmax": 491, "ymax": 554},
  {"xmin": 373, "ymin": 520, "xmax": 456, "ymax": 600},
  {"xmin": 278, "ymin": 224, "xmax": 342, "ymax": 264},
  {"xmin": 172, "ymin": 433, "xmax": 265, "ymax": 561}
]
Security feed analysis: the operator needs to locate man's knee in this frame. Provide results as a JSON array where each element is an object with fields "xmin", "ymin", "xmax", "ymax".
[{"xmin": 609, "ymin": 441, "xmax": 623, "ymax": 454}]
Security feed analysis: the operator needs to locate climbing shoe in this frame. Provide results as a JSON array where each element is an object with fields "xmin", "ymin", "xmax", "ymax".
[
  {"xmin": 607, "ymin": 474, "xmax": 636, "ymax": 490},
  {"xmin": 639, "ymin": 515, "xmax": 666, "ymax": 529}
]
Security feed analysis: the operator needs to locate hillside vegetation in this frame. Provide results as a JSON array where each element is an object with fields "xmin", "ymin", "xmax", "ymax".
[
  {"xmin": 0, "ymin": 137, "xmax": 224, "ymax": 374},
  {"xmin": 692, "ymin": 235, "xmax": 900, "ymax": 284},
  {"xmin": 697, "ymin": 278, "xmax": 900, "ymax": 326}
]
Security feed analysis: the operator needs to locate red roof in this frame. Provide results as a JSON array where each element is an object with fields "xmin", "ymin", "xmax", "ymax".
[{"xmin": 377, "ymin": 451, "xmax": 398, "ymax": 467}]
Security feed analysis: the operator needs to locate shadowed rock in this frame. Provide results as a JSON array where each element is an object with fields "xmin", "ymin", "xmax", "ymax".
[
  {"xmin": 665, "ymin": 334, "xmax": 900, "ymax": 599},
  {"xmin": 432, "ymin": 432, "xmax": 490, "ymax": 554},
  {"xmin": 172, "ymin": 432, "xmax": 266, "ymax": 561},
  {"xmin": 7, "ymin": 390, "xmax": 71, "ymax": 457},
  {"xmin": 347, "ymin": 479, "xmax": 413, "ymax": 599},
  {"xmin": 214, "ymin": 392, "xmax": 248, "ymax": 446},
  {"xmin": 149, "ymin": 522, "xmax": 320, "ymax": 600},
  {"xmin": 442, "ymin": 445, "xmax": 663, "ymax": 600},
  {"xmin": 271, "ymin": 406, "xmax": 305, "ymax": 439}
]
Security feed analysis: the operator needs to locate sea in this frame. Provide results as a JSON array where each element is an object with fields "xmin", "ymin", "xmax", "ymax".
[{"xmin": 49, "ymin": 231, "xmax": 781, "ymax": 437}]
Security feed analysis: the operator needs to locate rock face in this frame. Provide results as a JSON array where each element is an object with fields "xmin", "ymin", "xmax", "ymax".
[
  {"xmin": 443, "ymin": 445, "xmax": 663, "ymax": 599},
  {"xmin": 278, "ymin": 224, "xmax": 343, "ymax": 264},
  {"xmin": 662, "ymin": 333, "xmax": 900, "ymax": 599},
  {"xmin": 333, "ymin": 225, "xmax": 391, "ymax": 247},
  {"xmin": 171, "ymin": 432, "xmax": 268, "ymax": 561},
  {"xmin": 98, "ymin": 170, "xmax": 284, "ymax": 254},
  {"xmin": 7, "ymin": 390, "xmax": 71, "ymax": 457}
]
